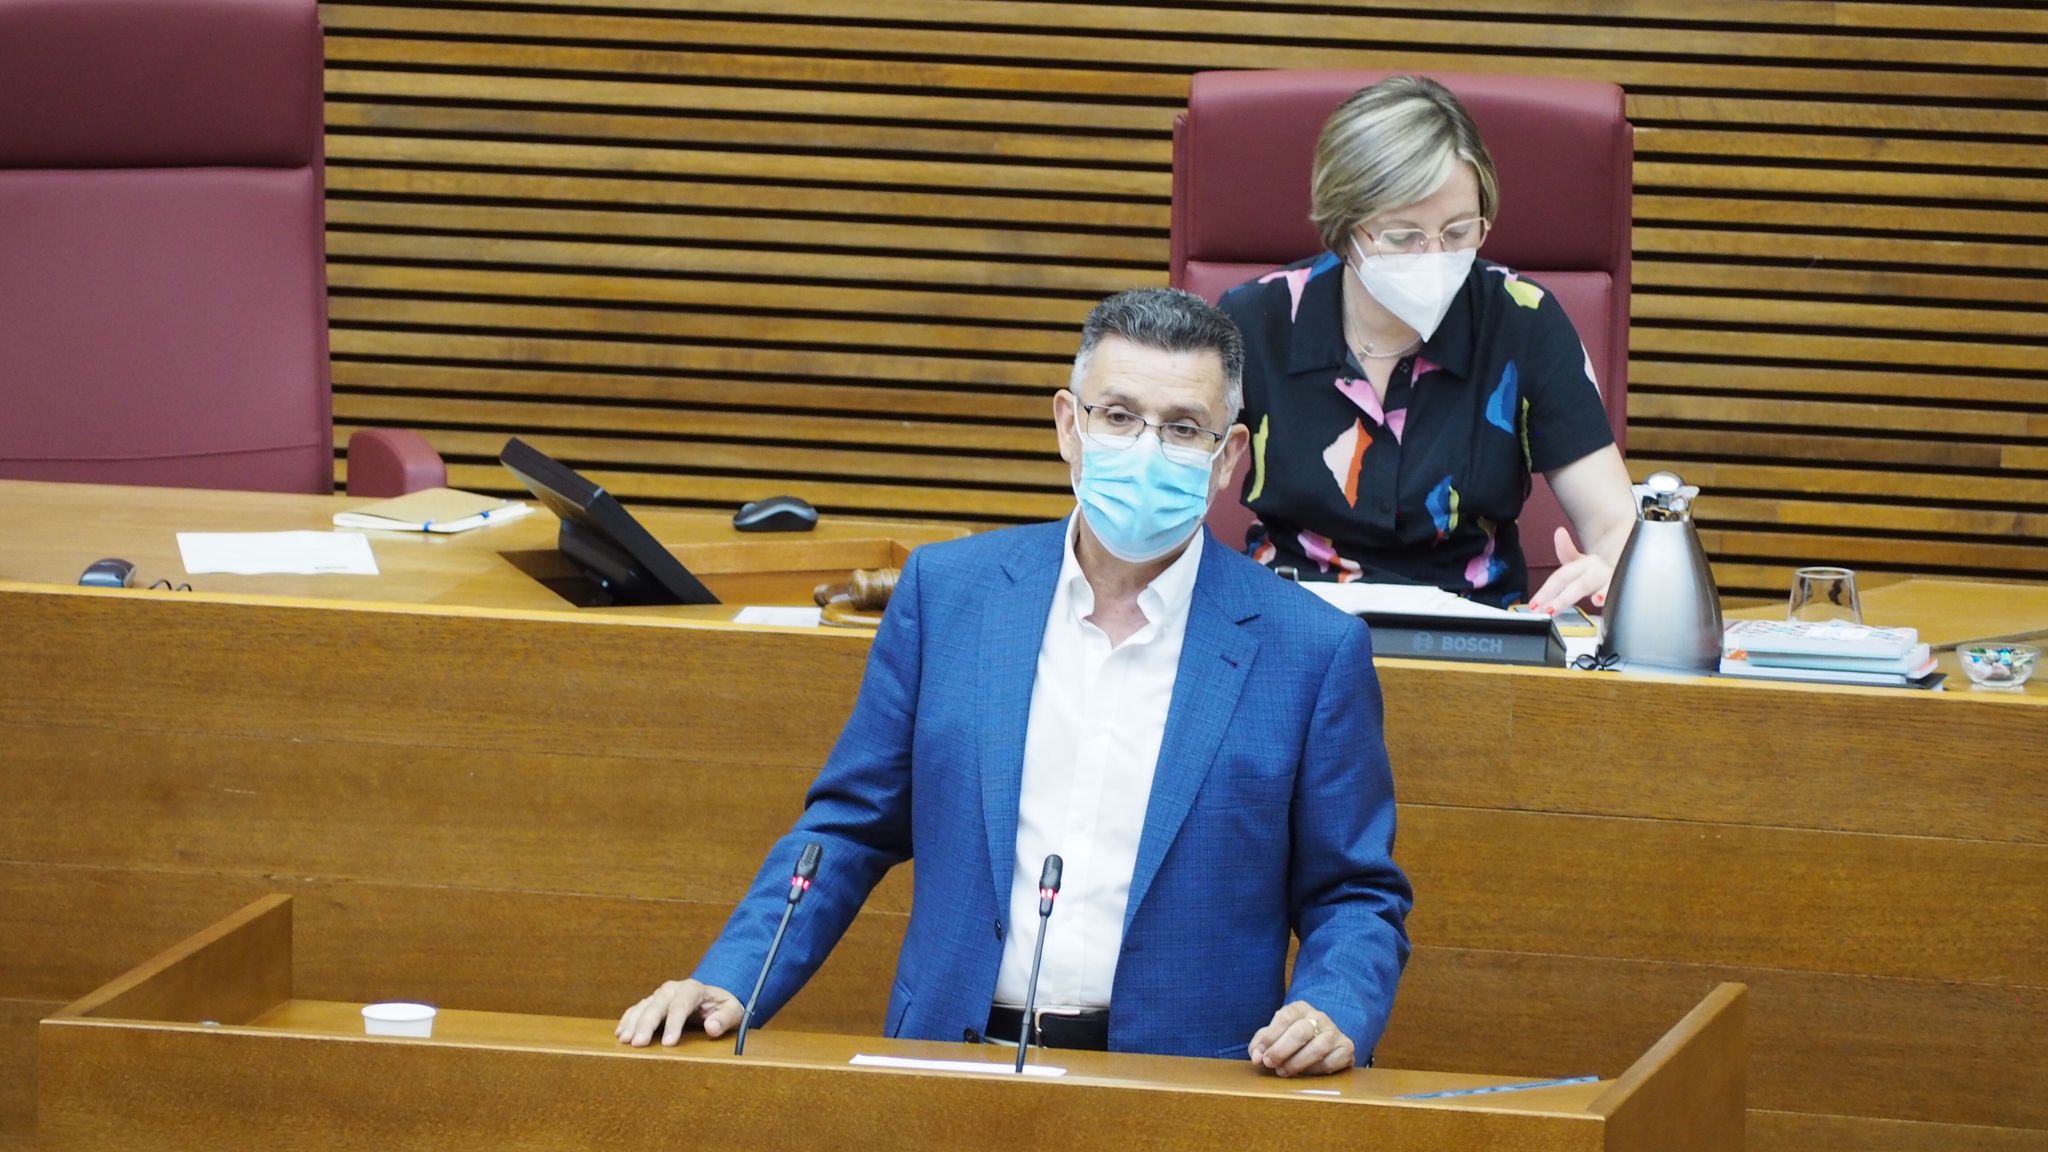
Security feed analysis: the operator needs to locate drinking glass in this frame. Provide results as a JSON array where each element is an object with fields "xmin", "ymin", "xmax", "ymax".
[{"xmin": 1788, "ymin": 566, "xmax": 1861, "ymax": 624}]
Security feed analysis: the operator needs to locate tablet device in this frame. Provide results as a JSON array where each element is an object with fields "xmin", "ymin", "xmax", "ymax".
[{"xmin": 498, "ymin": 437, "xmax": 718, "ymax": 606}]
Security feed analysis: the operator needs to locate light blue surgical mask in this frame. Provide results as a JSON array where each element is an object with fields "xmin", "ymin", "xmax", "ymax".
[{"xmin": 1073, "ymin": 418, "xmax": 1218, "ymax": 563}]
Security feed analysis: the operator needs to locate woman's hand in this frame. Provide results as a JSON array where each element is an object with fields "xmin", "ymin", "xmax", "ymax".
[
  {"xmin": 1538, "ymin": 444, "xmax": 1635, "ymax": 614},
  {"xmin": 1529, "ymin": 526, "xmax": 1612, "ymax": 614}
]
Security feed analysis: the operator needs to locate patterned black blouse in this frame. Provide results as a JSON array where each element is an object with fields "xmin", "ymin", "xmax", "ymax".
[{"xmin": 1219, "ymin": 252, "xmax": 1614, "ymax": 607}]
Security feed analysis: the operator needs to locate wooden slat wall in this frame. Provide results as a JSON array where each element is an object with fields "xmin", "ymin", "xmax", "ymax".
[{"xmin": 318, "ymin": 0, "xmax": 2048, "ymax": 599}]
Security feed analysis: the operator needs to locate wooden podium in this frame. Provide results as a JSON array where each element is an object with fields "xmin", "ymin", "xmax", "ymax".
[{"xmin": 40, "ymin": 897, "xmax": 1746, "ymax": 1151}]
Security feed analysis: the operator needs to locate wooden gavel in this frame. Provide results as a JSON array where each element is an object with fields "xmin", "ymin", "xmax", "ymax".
[{"xmin": 813, "ymin": 567, "xmax": 900, "ymax": 612}]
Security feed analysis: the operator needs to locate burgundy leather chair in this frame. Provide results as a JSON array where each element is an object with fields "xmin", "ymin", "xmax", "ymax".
[
  {"xmin": 1171, "ymin": 70, "xmax": 1631, "ymax": 595},
  {"xmin": 0, "ymin": 0, "xmax": 442, "ymax": 497}
]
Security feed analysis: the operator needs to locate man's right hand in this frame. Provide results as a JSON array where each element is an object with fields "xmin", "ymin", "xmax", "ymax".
[{"xmin": 616, "ymin": 979, "xmax": 745, "ymax": 1047}]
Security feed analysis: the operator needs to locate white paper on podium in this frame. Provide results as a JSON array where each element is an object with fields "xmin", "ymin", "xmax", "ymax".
[
  {"xmin": 1297, "ymin": 581, "xmax": 1518, "ymax": 620},
  {"xmin": 732, "ymin": 606, "xmax": 824, "ymax": 628},
  {"xmin": 850, "ymin": 1054, "xmax": 1066, "ymax": 1078},
  {"xmin": 177, "ymin": 531, "xmax": 380, "ymax": 576}
]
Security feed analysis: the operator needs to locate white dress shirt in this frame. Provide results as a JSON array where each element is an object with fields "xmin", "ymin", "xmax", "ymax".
[{"xmin": 993, "ymin": 514, "xmax": 1203, "ymax": 1010}]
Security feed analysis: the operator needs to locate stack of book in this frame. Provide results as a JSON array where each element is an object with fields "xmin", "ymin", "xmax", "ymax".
[{"xmin": 1720, "ymin": 619, "xmax": 1943, "ymax": 689}]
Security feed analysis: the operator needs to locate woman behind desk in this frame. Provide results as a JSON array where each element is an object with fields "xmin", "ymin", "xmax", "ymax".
[{"xmin": 1219, "ymin": 76, "xmax": 1634, "ymax": 612}]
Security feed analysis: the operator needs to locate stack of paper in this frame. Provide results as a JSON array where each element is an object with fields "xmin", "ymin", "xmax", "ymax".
[
  {"xmin": 1298, "ymin": 582, "xmax": 1518, "ymax": 621},
  {"xmin": 1720, "ymin": 619, "xmax": 1940, "ymax": 688}
]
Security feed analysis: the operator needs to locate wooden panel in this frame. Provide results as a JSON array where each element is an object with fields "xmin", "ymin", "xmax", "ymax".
[
  {"xmin": 1591, "ymin": 984, "xmax": 1745, "ymax": 1152},
  {"xmin": 0, "ymin": 863, "xmax": 899, "ymax": 1036},
  {"xmin": 313, "ymin": 4, "xmax": 2043, "ymax": 84},
  {"xmin": 10, "ymin": 862, "xmax": 2041, "ymax": 1136},
  {"xmin": 0, "ymin": 595, "xmax": 869, "ymax": 763},
  {"xmin": 1384, "ymin": 947, "xmax": 2048, "ymax": 1131},
  {"xmin": 323, "ymin": 163, "xmax": 1168, "ymax": 230},
  {"xmin": 1399, "ymin": 806, "xmax": 2045, "ymax": 986},
  {"xmin": 1379, "ymin": 660, "xmax": 2048, "ymax": 843},
  {"xmin": 330, "ymin": 362, "xmax": 1051, "ymax": 429},
  {"xmin": 39, "ymin": 1008, "xmax": 1625, "ymax": 1152},
  {"xmin": 0, "ymin": 1000, "xmax": 48, "ymax": 1141},
  {"xmin": 1748, "ymin": 1111, "xmax": 2048, "ymax": 1152},
  {"xmin": 60, "ymin": 895, "xmax": 292, "ymax": 1027},
  {"xmin": 334, "ymin": 391, "xmax": 1058, "ymax": 455},
  {"xmin": 0, "ymin": 723, "xmax": 913, "ymax": 914},
  {"xmin": 326, "ymin": 99, "xmax": 1175, "ymax": 166},
  {"xmin": 8, "ymin": 718, "xmax": 2037, "ymax": 980},
  {"xmin": 328, "ymin": 0, "xmax": 2048, "ymax": 36}
]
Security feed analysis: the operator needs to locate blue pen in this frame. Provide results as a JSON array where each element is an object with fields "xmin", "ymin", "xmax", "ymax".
[{"xmin": 1399, "ymin": 1074, "xmax": 1598, "ymax": 1100}]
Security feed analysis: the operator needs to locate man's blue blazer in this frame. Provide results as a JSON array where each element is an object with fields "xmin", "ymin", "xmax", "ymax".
[{"xmin": 694, "ymin": 520, "xmax": 1412, "ymax": 1060}]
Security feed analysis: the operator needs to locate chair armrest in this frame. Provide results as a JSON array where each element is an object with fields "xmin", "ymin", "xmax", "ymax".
[{"xmin": 344, "ymin": 428, "xmax": 446, "ymax": 497}]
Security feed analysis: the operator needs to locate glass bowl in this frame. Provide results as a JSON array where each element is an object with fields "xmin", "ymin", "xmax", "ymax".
[{"xmin": 1957, "ymin": 644, "xmax": 2038, "ymax": 689}]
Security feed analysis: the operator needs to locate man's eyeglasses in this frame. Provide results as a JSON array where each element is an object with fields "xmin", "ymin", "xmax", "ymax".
[
  {"xmin": 1360, "ymin": 216, "xmax": 1489, "ymax": 256},
  {"xmin": 1080, "ymin": 403, "xmax": 1225, "ymax": 465}
]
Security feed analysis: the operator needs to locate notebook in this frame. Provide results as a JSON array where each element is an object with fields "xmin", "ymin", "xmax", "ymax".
[
  {"xmin": 1717, "ymin": 653, "xmax": 1943, "ymax": 690},
  {"xmin": 1744, "ymin": 644, "xmax": 1933, "ymax": 676},
  {"xmin": 1722, "ymin": 618, "xmax": 1919, "ymax": 661},
  {"xmin": 332, "ymin": 488, "xmax": 533, "ymax": 534}
]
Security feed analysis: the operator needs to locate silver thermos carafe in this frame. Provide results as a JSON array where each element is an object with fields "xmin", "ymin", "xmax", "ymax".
[{"xmin": 1596, "ymin": 471, "xmax": 1722, "ymax": 673}]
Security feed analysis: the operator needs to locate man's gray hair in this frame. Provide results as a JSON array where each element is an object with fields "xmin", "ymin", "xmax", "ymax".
[{"xmin": 1069, "ymin": 287, "xmax": 1245, "ymax": 425}]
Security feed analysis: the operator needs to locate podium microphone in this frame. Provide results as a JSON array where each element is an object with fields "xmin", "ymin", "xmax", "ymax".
[
  {"xmin": 1013, "ymin": 853, "xmax": 1063, "ymax": 1074},
  {"xmin": 735, "ymin": 841, "xmax": 822, "ymax": 1056}
]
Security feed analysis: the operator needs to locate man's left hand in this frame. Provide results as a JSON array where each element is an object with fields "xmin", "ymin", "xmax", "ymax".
[{"xmin": 1246, "ymin": 1001, "xmax": 1354, "ymax": 1077}]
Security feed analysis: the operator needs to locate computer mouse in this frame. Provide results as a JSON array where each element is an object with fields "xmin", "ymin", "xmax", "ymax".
[
  {"xmin": 78, "ymin": 558, "xmax": 137, "ymax": 588},
  {"xmin": 733, "ymin": 494, "xmax": 818, "ymax": 533}
]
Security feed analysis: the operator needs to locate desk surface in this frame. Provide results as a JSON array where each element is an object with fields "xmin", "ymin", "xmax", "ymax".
[
  {"xmin": 5, "ymin": 477, "xmax": 2042, "ymax": 699},
  {"xmin": 245, "ymin": 999, "xmax": 1611, "ymax": 1113},
  {"xmin": 0, "ymin": 478, "xmax": 966, "ymax": 618}
]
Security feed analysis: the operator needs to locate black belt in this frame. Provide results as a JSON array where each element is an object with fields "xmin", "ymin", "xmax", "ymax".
[{"xmin": 985, "ymin": 1005, "xmax": 1110, "ymax": 1051}]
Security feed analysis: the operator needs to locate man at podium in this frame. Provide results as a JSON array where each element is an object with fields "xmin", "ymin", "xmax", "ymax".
[{"xmin": 620, "ymin": 289, "xmax": 1411, "ymax": 1077}]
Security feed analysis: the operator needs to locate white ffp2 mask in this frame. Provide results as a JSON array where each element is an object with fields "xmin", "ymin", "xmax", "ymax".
[{"xmin": 1348, "ymin": 240, "xmax": 1476, "ymax": 342}]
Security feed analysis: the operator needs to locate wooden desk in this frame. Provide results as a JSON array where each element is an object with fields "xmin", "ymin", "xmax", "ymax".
[
  {"xmin": 39, "ymin": 897, "xmax": 1746, "ymax": 1152},
  {"xmin": 1, "ymin": 480, "xmax": 2041, "ymax": 1152},
  {"xmin": 0, "ymin": 478, "xmax": 964, "ymax": 613}
]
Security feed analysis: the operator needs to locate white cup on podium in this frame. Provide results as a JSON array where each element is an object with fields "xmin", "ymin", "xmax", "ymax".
[{"xmin": 361, "ymin": 1002, "xmax": 437, "ymax": 1037}]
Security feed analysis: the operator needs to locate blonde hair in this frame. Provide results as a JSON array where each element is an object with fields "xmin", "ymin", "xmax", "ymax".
[{"xmin": 1309, "ymin": 76, "xmax": 1501, "ymax": 255}]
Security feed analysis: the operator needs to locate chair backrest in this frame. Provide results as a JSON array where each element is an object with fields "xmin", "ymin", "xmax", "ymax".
[
  {"xmin": 0, "ymin": 0, "xmax": 334, "ymax": 493},
  {"xmin": 1171, "ymin": 70, "xmax": 1631, "ymax": 594}
]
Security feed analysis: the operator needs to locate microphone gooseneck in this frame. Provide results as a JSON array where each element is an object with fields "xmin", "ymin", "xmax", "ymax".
[
  {"xmin": 1014, "ymin": 853, "xmax": 1064, "ymax": 1074},
  {"xmin": 735, "ymin": 842, "xmax": 824, "ymax": 1056}
]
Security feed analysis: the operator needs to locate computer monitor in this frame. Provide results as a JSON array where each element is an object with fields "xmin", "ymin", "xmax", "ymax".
[{"xmin": 498, "ymin": 437, "xmax": 718, "ymax": 606}]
